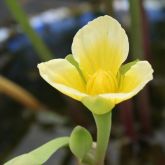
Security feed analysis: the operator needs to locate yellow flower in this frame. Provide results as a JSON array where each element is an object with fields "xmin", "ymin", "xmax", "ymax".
[{"xmin": 38, "ymin": 15, "xmax": 153, "ymax": 114}]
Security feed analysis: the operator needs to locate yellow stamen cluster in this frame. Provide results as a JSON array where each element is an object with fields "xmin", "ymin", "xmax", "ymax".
[{"xmin": 86, "ymin": 70, "xmax": 117, "ymax": 95}]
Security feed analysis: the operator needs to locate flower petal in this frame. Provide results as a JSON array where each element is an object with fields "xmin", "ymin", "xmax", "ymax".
[
  {"xmin": 100, "ymin": 61, "xmax": 153, "ymax": 104},
  {"xmin": 119, "ymin": 61, "xmax": 153, "ymax": 93},
  {"xmin": 72, "ymin": 15, "xmax": 129, "ymax": 78},
  {"xmin": 38, "ymin": 59, "xmax": 86, "ymax": 101}
]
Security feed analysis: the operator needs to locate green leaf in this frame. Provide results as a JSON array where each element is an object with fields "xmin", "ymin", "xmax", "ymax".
[
  {"xmin": 5, "ymin": 137, "xmax": 69, "ymax": 165},
  {"xmin": 69, "ymin": 126, "xmax": 93, "ymax": 161}
]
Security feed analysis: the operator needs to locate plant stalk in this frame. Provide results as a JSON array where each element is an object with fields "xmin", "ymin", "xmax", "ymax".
[{"xmin": 93, "ymin": 112, "xmax": 112, "ymax": 165}]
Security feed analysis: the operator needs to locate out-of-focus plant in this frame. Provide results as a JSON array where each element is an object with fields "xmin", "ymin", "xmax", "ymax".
[
  {"xmin": 5, "ymin": 16, "xmax": 153, "ymax": 165},
  {"xmin": 103, "ymin": 0, "xmax": 114, "ymax": 16},
  {"xmin": 129, "ymin": 0, "xmax": 144, "ymax": 59},
  {"xmin": 129, "ymin": 0, "xmax": 152, "ymax": 134},
  {"xmin": 0, "ymin": 75, "xmax": 41, "ymax": 109},
  {"xmin": 5, "ymin": 0, "xmax": 53, "ymax": 61}
]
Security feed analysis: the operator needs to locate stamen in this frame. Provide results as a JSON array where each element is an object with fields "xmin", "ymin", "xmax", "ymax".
[{"xmin": 86, "ymin": 70, "xmax": 117, "ymax": 95}]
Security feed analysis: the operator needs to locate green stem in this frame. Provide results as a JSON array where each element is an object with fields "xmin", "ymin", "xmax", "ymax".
[
  {"xmin": 5, "ymin": 0, "xmax": 53, "ymax": 61},
  {"xmin": 93, "ymin": 112, "xmax": 112, "ymax": 165}
]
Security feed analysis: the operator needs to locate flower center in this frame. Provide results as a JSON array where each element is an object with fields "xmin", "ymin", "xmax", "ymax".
[{"xmin": 86, "ymin": 70, "xmax": 117, "ymax": 95}]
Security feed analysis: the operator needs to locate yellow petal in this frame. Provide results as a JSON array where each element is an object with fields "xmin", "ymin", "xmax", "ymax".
[
  {"xmin": 99, "ymin": 61, "xmax": 153, "ymax": 104},
  {"xmin": 38, "ymin": 59, "xmax": 86, "ymax": 101},
  {"xmin": 72, "ymin": 15, "xmax": 129, "ymax": 78},
  {"xmin": 119, "ymin": 61, "xmax": 153, "ymax": 93}
]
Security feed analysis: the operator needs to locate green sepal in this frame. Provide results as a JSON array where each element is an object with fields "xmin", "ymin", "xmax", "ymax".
[
  {"xmin": 120, "ymin": 59, "xmax": 139, "ymax": 74},
  {"xmin": 82, "ymin": 96, "xmax": 115, "ymax": 115},
  {"xmin": 65, "ymin": 54, "xmax": 86, "ymax": 83},
  {"xmin": 5, "ymin": 137, "xmax": 69, "ymax": 165},
  {"xmin": 69, "ymin": 126, "xmax": 93, "ymax": 161},
  {"xmin": 65, "ymin": 54, "xmax": 79, "ymax": 69}
]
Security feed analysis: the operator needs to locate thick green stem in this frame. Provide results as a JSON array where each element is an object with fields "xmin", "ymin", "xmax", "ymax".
[{"xmin": 93, "ymin": 112, "xmax": 112, "ymax": 165}]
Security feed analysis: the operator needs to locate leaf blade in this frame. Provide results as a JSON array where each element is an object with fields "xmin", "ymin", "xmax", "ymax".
[{"xmin": 5, "ymin": 137, "xmax": 69, "ymax": 165}]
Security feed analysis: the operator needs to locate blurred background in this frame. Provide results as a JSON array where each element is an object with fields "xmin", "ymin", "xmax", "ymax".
[{"xmin": 0, "ymin": 0, "xmax": 165, "ymax": 164}]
